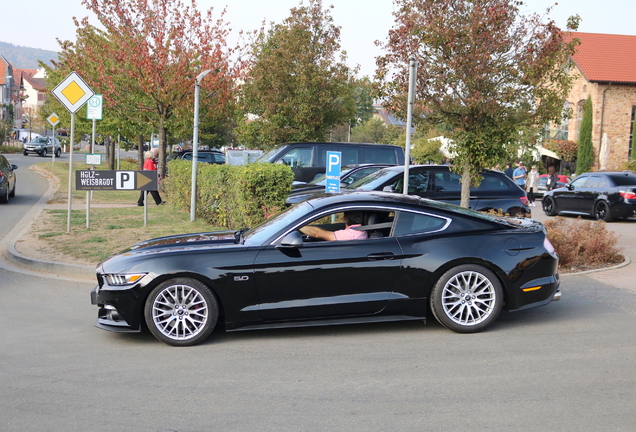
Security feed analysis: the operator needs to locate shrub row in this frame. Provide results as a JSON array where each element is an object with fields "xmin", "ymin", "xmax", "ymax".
[{"xmin": 163, "ymin": 160, "xmax": 294, "ymax": 230}]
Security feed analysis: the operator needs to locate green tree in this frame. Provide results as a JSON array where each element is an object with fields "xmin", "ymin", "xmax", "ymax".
[
  {"xmin": 237, "ymin": 0, "xmax": 357, "ymax": 148},
  {"xmin": 350, "ymin": 117, "xmax": 398, "ymax": 144},
  {"xmin": 377, "ymin": 0, "xmax": 580, "ymax": 207},
  {"xmin": 576, "ymin": 94, "xmax": 593, "ymax": 174},
  {"xmin": 45, "ymin": 0, "xmax": 246, "ymax": 177}
]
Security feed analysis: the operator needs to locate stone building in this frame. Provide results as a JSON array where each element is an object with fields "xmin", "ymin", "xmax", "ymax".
[{"xmin": 560, "ymin": 32, "xmax": 636, "ymax": 170}]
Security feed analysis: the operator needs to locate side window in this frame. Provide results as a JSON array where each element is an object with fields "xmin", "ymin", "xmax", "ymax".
[
  {"xmin": 476, "ymin": 173, "xmax": 511, "ymax": 191},
  {"xmin": 393, "ymin": 211, "xmax": 448, "ymax": 236},
  {"xmin": 584, "ymin": 176, "xmax": 605, "ymax": 188},
  {"xmin": 280, "ymin": 148, "xmax": 313, "ymax": 168},
  {"xmin": 343, "ymin": 167, "xmax": 381, "ymax": 185},
  {"xmin": 432, "ymin": 171, "xmax": 462, "ymax": 192},
  {"xmin": 362, "ymin": 147, "xmax": 397, "ymax": 164},
  {"xmin": 570, "ymin": 177, "xmax": 587, "ymax": 188},
  {"xmin": 317, "ymin": 147, "xmax": 358, "ymax": 167},
  {"xmin": 407, "ymin": 171, "xmax": 430, "ymax": 194}
]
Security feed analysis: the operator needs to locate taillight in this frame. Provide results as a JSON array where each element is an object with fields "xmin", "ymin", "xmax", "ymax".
[
  {"xmin": 0, "ymin": 172, "xmax": 4, "ymax": 179},
  {"xmin": 619, "ymin": 190, "xmax": 636, "ymax": 200},
  {"xmin": 544, "ymin": 238, "xmax": 555, "ymax": 254},
  {"xmin": 519, "ymin": 196, "xmax": 529, "ymax": 206}
]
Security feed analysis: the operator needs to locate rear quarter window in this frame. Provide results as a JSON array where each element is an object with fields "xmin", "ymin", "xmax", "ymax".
[{"xmin": 393, "ymin": 211, "xmax": 449, "ymax": 236}]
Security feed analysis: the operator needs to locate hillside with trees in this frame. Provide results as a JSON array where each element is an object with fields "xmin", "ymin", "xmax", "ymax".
[{"xmin": 0, "ymin": 41, "xmax": 58, "ymax": 68}]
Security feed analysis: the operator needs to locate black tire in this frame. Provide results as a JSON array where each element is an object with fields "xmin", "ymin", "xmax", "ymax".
[
  {"xmin": 55, "ymin": 148, "xmax": 61, "ymax": 157},
  {"xmin": 144, "ymin": 277, "xmax": 218, "ymax": 346},
  {"xmin": 0, "ymin": 187, "xmax": 8, "ymax": 204},
  {"xmin": 430, "ymin": 264, "xmax": 503, "ymax": 333},
  {"xmin": 40, "ymin": 148, "xmax": 48, "ymax": 157},
  {"xmin": 23, "ymin": 151, "xmax": 28, "ymax": 156},
  {"xmin": 594, "ymin": 200, "xmax": 613, "ymax": 222},
  {"xmin": 542, "ymin": 196, "xmax": 557, "ymax": 216},
  {"xmin": 9, "ymin": 181, "xmax": 15, "ymax": 198}
]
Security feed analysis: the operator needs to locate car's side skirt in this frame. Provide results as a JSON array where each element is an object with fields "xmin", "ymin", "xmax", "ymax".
[{"xmin": 226, "ymin": 315, "xmax": 426, "ymax": 332}]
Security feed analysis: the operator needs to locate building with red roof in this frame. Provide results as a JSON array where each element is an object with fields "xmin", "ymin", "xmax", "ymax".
[{"xmin": 559, "ymin": 32, "xmax": 636, "ymax": 170}]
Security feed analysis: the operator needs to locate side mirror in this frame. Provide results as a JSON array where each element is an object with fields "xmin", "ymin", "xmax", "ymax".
[
  {"xmin": 11, "ymin": 164, "xmax": 18, "ymax": 171},
  {"xmin": 567, "ymin": 184, "xmax": 574, "ymax": 190},
  {"xmin": 382, "ymin": 185, "xmax": 395, "ymax": 193},
  {"xmin": 279, "ymin": 231, "xmax": 304, "ymax": 247}
]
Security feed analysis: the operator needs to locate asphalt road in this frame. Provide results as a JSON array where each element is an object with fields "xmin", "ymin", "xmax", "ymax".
[{"xmin": 1, "ymin": 158, "xmax": 635, "ymax": 431}]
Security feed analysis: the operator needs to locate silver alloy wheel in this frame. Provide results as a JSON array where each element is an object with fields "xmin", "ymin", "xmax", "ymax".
[
  {"xmin": 151, "ymin": 283, "xmax": 209, "ymax": 341},
  {"xmin": 441, "ymin": 270, "xmax": 496, "ymax": 326}
]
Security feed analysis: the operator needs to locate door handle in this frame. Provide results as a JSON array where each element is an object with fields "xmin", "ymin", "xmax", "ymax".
[{"xmin": 367, "ymin": 252, "xmax": 395, "ymax": 261}]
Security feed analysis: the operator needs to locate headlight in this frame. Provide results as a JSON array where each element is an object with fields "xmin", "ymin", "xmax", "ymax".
[{"xmin": 104, "ymin": 273, "xmax": 146, "ymax": 286}]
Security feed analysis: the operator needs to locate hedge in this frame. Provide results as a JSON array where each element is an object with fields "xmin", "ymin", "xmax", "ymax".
[{"xmin": 163, "ymin": 160, "xmax": 294, "ymax": 230}]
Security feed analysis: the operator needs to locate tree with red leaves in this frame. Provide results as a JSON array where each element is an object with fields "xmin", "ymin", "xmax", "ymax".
[
  {"xmin": 50, "ymin": 0, "xmax": 248, "ymax": 177},
  {"xmin": 377, "ymin": 0, "xmax": 580, "ymax": 208}
]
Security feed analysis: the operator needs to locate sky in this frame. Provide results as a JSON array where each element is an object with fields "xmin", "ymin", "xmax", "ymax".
[{"xmin": 1, "ymin": 0, "xmax": 635, "ymax": 77}]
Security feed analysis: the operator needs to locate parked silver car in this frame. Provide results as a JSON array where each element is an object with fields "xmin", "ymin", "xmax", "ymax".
[{"xmin": 23, "ymin": 137, "xmax": 62, "ymax": 157}]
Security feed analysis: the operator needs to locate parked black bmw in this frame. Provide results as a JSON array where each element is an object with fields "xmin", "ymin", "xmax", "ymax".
[
  {"xmin": 91, "ymin": 192, "xmax": 560, "ymax": 346},
  {"xmin": 542, "ymin": 171, "xmax": 636, "ymax": 221},
  {"xmin": 348, "ymin": 165, "xmax": 531, "ymax": 216}
]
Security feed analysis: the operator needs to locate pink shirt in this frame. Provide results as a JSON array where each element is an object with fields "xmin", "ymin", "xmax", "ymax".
[{"xmin": 334, "ymin": 224, "xmax": 368, "ymax": 241}]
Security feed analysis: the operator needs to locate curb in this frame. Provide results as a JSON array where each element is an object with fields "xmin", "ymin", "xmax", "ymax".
[
  {"xmin": 559, "ymin": 256, "xmax": 631, "ymax": 277},
  {"xmin": 6, "ymin": 242, "xmax": 95, "ymax": 280}
]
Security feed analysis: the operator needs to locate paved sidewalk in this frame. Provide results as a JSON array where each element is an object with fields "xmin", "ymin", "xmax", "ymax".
[{"xmin": 3, "ymin": 167, "xmax": 636, "ymax": 295}]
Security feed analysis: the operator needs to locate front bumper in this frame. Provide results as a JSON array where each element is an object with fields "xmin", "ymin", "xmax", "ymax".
[{"xmin": 91, "ymin": 285, "xmax": 142, "ymax": 333}]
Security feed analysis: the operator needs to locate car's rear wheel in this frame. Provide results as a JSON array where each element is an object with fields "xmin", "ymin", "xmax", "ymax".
[
  {"xmin": 543, "ymin": 196, "xmax": 557, "ymax": 216},
  {"xmin": 594, "ymin": 200, "xmax": 613, "ymax": 222},
  {"xmin": 55, "ymin": 148, "xmax": 61, "ymax": 157},
  {"xmin": 144, "ymin": 277, "xmax": 218, "ymax": 346},
  {"xmin": 430, "ymin": 264, "xmax": 503, "ymax": 333}
]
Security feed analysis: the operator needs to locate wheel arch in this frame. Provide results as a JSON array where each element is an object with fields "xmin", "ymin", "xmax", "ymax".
[
  {"xmin": 138, "ymin": 271, "xmax": 227, "ymax": 326},
  {"xmin": 429, "ymin": 257, "xmax": 509, "ymax": 305}
]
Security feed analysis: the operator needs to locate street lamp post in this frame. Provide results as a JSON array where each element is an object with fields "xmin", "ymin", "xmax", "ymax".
[{"xmin": 190, "ymin": 69, "xmax": 212, "ymax": 222}]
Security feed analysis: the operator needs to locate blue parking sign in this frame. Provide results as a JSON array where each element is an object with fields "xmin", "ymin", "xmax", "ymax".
[{"xmin": 325, "ymin": 151, "xmax": 341, "ymax": 193}]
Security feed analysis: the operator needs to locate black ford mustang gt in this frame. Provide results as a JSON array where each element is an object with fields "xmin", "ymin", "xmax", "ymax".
[{"xmin": 91, "ymin": 192, "xmax": 560, "ymax": 346}]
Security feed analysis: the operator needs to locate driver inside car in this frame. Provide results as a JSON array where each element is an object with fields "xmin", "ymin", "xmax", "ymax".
[{"xmin": 299, "ymin": 211, "xmax": 368, "ymax": 241}]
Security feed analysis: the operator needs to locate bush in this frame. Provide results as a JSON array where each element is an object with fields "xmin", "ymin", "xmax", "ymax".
[
  {"xmin": 544, "ymin": 217, "xmax": 624, "ymax": 271},
  {"xmin": 163, "ymin": 160, "xmax": 294, "ymax": 229}
]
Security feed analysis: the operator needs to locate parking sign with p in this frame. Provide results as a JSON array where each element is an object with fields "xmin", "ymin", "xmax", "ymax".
[{"xmin": 325, "ymin": 151, "xmax": 342, "ymax": 193}]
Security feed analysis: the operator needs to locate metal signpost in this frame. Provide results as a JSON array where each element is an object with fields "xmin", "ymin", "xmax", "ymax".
[
  {"xmin": 46, "ymin": 113, "xmax": 60, "ymax": 165},
  {"xmin": 51, "ymin": 72, "xmax": 95, "ymax": 233},
  {"xmin": 325, "ymin": 151, "xmax": 342, "ymax": 193},
  {"xmin": 85, "ymin": 95, "xmax": 103, "ymax": 228}
]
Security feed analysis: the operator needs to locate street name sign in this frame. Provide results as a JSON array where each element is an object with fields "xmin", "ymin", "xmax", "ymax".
[
  {"xmin": 76, "ymin": 170, "xmax": 158, "ymax": 191},
  {"xmin": 52, "ymin": 72, "xmax": 95, "ymax": 114}
]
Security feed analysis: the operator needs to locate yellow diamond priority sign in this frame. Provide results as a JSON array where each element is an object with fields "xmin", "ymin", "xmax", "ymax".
[
  {"xmin": 52, "ymin": 72, "xmax": 95, "ymax": 114},
  {"xmin": 47, "ymin": 113, "xmax": 60, "ymax": 127}
]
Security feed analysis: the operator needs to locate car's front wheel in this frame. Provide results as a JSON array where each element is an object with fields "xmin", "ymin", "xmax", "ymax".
[
  {"xmin": 22, "ymin": 151, "xmax": 28, "ymax": 156},
  {"xmin": 543, "ymin": 196, "xmax": 557, "ymax": 216},
  {"xmin": 594, "ymin": 200, "xmax": 613, "ymax": 222},
  {"xmin": 144, "ymin": 277, "xmax": 218, "ymax": 346},
  {"xmin": 40, "ymin": 148, "xmax": 47, "ymax": 157},
  {"xmin": 430, "ymin": 264, "xmax": 503, "ymax": 333}
]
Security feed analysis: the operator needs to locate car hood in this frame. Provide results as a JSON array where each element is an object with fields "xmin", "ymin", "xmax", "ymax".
[{"xmin": 98, "ymin": 231, "xmax": 241, "ymax": 269}]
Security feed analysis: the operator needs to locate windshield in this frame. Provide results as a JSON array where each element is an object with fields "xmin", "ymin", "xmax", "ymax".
[
  {"xmin": 243, "ymin": 201, "xmax": 314, "ymax": 245},
  {"xmin": 255, "ymin": 146, "xmax": 285, "ymax": 163},
  {"xmin": 31, "ymin": 137, "xmax": 48, "ymax": 144}
]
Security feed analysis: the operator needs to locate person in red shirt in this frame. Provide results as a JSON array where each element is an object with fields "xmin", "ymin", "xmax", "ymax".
[{"xmin": 137, "ymin": 151, "xmax": 164, "ymax": 206}]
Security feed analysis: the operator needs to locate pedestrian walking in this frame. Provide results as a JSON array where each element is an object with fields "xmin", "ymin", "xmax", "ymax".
[
  {"xmin": 137, "ymin": 151, "xmax": 164, "ymax": 206},
  {"xmin": 526, "ymin": 165, "xmax": 539, "ymax": 206}
]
